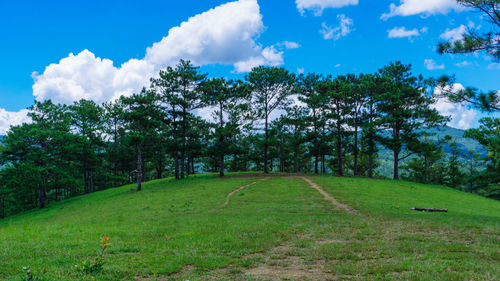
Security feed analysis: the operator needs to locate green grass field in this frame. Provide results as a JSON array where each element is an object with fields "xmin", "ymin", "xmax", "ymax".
[{"xmin": 0, "ymin": 174, "xmax": 499, "ymax": 280}]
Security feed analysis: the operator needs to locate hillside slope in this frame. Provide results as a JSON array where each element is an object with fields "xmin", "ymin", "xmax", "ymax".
[{"xmin": 0, "ymin": 174, "xmax": 499, "ymax": 280}]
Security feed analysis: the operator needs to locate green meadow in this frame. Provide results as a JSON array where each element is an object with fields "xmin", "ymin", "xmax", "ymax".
[{"xmin": 0, "ymin": 174, "xmax": 499, "ymax": 280}]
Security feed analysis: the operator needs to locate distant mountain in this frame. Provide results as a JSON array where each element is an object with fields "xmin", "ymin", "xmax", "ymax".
[
  {"xmin": 425, "ymin": 126, "xmax": 487, "ymax": 156},
  {"xmin": 376, "ymin": 126, "xmax": 487, "ymax": 178}
]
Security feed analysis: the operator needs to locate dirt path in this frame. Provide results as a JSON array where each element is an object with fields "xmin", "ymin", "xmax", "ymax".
[
  {"xmin": 223, "ymin": 177, "xmax": 271, "ymax": 207},
  {"xmin": 300, "ymin": 177, "xmax": 360, "ymax": 215}
]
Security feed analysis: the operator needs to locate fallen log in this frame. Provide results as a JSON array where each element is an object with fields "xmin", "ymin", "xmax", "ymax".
[{"xmin": 411, "ymin": 208, "xmax": 448, "ymax": 212}]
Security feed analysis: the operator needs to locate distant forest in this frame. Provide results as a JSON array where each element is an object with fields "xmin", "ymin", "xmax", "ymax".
[{"xmin": 0, "ymin": 60, "xmax": 498, "ymax": 218}]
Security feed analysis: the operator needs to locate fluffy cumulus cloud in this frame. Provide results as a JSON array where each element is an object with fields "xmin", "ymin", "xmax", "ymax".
[
  {"xmin": 381, "ymin": 0, "xmax": 461, "ymax": 20},
  {"xmin": 388, "ymin": 26, "xmax": 427, "ymax": 39},
  {"xmin": 0, "ymin": 109, "xmax": 31, "ymax": 135},
  {"xmin": 32, "ymin": 50, "xmax": 155, "ymax": 104},
  {"xmin": 432, "ymin": 83, "xmax": 477, "ymax": 129},
  {"xmin": 440, "ymin": 24, "xmax": 467, "ymax": 42},
  {"xmin": 320, "ymin": 14, "xmax": 354, "ymax": 40},
  {"xmin": 0, "ymin": 0, "xmax": 291, "ymax": 134},
  {"xmin": 424, "ymin": 59, "xmax": 445, "ymax": 70},
  {"xmin": 31, "ymin": 0, "xmax": 282, "ymax": 106},
  {"xmin": 144, "ymin": 0, "xmax": 279, "ymax": 70},
  {"xmin": 296, "ymin": 0, "xmax": 358, "ymax": 16}
]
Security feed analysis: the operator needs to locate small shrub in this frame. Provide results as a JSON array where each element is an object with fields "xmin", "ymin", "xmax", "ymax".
[{"xmin": 75, "ymin": 237, "xmax": 110, "ymax": 274}]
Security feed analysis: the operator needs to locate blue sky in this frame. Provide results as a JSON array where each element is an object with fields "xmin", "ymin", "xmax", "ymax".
[{"xmin": 0, "ymin": 0, "xmax": 498, "ymax": 133}]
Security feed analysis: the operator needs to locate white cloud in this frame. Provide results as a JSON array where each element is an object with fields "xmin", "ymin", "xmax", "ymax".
[
  {"xmin": 0, "ymin": 0, "xmax": 289, "ymax": 135},
  {"xmin": 31, "ymin": 0, "xmax": 282, "ymax": 106},
  {"xmin": 320, "ymin": 14, "xmax": 354, "ymax": 40},
  {"xmin": 455, "ymin": 60, "xmax": 472, "ymax": 67},
  {"xmin": 144, "ymin": 0, "xmax": 276, "ymax": 68},
  {"xmin": 296, "ymin": 0, "xmax": 358, "ymax": 16},
  {"xmin": 297, "ymin": 67, "xmax": 305, "ymax": 74},
  {"xmin": 440, "ymin": 24, "xmax": 467, "ymax": 42},
  {"xmin": 233, "ymin": 46, "xmax": 284, "ymax": 72},
  {"xmin": 381, "ymin": 0, "xmax": 462, "ymax": 20},
  {"xmin": 32, "ymin": 50, "xmax": 155, "ymax": 104},
  {"xmin": 0, "ymin": 109, "xmax": 31, "ymax": 135},
  {"xmin": 280, "ymin": 41, "xmax": 301, "ymax": 49},
  {"xmin": 432, "ymin": 83, "xmax": 477, "ymax": 129},
  {"xmin": 424, "ymin": 59, "xmax": 445, "ymax": 70},
  {"xmin": 388, "ymin": 26, "xmax": 427, "ymax": 39}
]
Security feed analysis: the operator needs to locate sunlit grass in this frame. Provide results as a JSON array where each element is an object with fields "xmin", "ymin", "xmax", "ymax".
[{"xmin": 0, "ymin": 174, "xmax": 498, "ymax": 280}]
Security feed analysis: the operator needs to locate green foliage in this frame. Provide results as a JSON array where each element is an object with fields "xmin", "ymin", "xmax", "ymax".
[
  {"xmin": 438, "ymin": 0, "xmax": 500, "ymax": 62},
  {"xmin": 75, "ymin": 237, "xmax": 110, "ymax": 274},
  {"xmin": 375, "ymin": 61, "xmax": 448, "ymax": 179},
  {"xmin": 246, "ymin": 66, "xmax": 296, "ymax": 174},
  {"xmin": 465, "ymin": 117, "xmax": 500, "ymax": 198}
]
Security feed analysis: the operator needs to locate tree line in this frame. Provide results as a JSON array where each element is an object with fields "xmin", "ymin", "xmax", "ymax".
[{"xmin": 0, "ymin": 60, "xmax": 498, "ymax": 218}]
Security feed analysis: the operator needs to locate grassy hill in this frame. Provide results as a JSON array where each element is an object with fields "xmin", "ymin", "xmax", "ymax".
[{"xmin": 0, "ymin": 174, "xmax": 499, "ymax": 280}]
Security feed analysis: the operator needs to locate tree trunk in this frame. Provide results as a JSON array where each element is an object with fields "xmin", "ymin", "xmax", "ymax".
[
  {"xmin": 38, "ymin": 183, "xmax": 47, "ymax": 209},
  {"xmin": 113, "ymin": 123, "xmax": 118, "ymax": 187},
  {"xmin": 314, "ymin": 154, "xmax": 319, "ymax": 174},
  {"xmin": 219, "ymin": 102, "xmax": 225, "ymax": 177},
  {"xmin": 424, "ymin": 156, "xmax": 429, "ymax": 184},
  {"xmin": 141, "ymin": 156, "xmax": 146, "ymax": 182},
  {"xmin": 191, "ymin": 157, "xmax": 196, "ymax": 175},
  {"xmin": 393, "ymin": 150, "xmax": 399, "ymax": 180},
  {"xmin": 336, "ymin": 123, "xmax": 343, "ymax": 176},
  {"xmin": 393, "ymin": 128, "xmax": 400, "ymax": 180},
  {"xmin": 90, "ymin": 171, "xmax": 95, "ymax": 192},
  {"xmin": 232, "ymin": 152, "xmax": 238, "ymax": 172},
  {"xmin": 470, "ymin": 157, "xmax": 473, "ymax": 193},
  {"xmin": 137, "ymin": 145, "xmax": 143, "ymax": 191},
  {"xmin": 156, "ymin": 165, "xmax": 163, "ymax": 180},
  {"xmin": 174, "ymin": 151, "xmax": 179, "ymax": 180},
  {"xmin": 264, "ymin": 113, "xmax": 269, "ymax": 174},
  {"xmin": 294, "ymin": 149, "xmax": 299, "ymax": 173},
  {"xmin": 181, "ymin": 107, "xmax": 186, "ymax": 179},
  {"xmin": 322, "ymin": 154, "xmax": 326, "ymax": 174},
  {"xmin": 368, "ymin": 152, "xmax": 374, "ymax": 178},
  {"xmin": 279, "ymin": 136, "xmax": 284, "ymax": 173},
  {"xmin": 353, "ymin": 122, "xmax": 359, "ymax": 176}
]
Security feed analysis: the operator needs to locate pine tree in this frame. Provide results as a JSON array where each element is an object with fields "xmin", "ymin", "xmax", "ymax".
[
  {"xmin": 246, "ymin": 66, "xmax": 295, "ymax": 174},
  {"xmin": 376, "ymin": 62, "xmax": 448, "ymax": 180}
]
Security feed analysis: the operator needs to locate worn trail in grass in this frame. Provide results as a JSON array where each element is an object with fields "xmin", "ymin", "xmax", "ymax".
[{"xmin": 0, "ymin": 174, "xmax": 499, "ymax": 280}]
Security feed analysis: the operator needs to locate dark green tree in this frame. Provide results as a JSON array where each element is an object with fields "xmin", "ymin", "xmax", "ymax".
[
  {"xmin": 200, "ymin": 78, "xmax": 251, "ymax": 177},
  {"xmin": 447, "ymin": 140, "xmax": 466, "ymax": 188},
  {"xmin": 0, "ymin": 100, "xmax": 81, "ymax": 209},
  {"xmin": 70, "ymin": 99, "xmax": 105, "ymax": 193},
  {"xmin": 103, "ymin": 100, "xmax": 126, "ymax": 186},
  {"xmin": 376, "ymin": 62, "xmax": 448, "ymax": 180},
  {"xmin": 246, "ymin": 66, "xmax": 295, "ymax": 174},
  {"xmin": 121, "ymin": 88, "xmax": 163, "ymax": 191},
  {"xmin": 359, "ymin": 74, "xmax": 380, "ymax": 178},
  {"xmin": 316, "ymin": 76, "xmax": 351, "ymax": 176},
  {"xmin": 297, "ymin": 73, "xmax": 324, "ymax": 174},
  {"xmin": 281, "ymin": 106, "xmax": 309, "ymax": 173}
]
